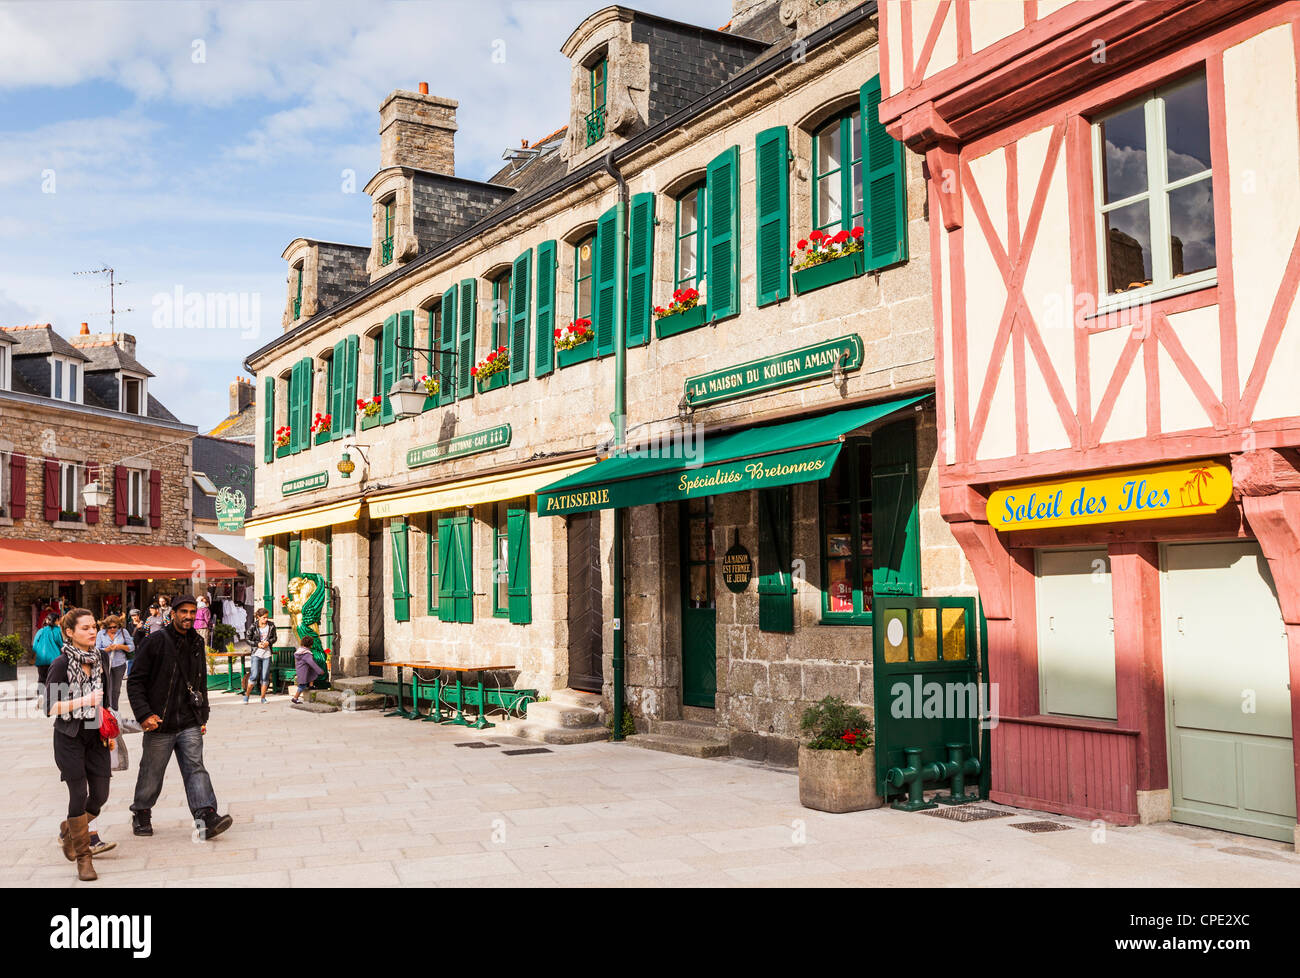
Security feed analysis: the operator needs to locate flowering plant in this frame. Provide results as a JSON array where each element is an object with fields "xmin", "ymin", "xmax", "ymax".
[
  {"xmin": 274, "ymin": 425, "xmax": 292, "ymax": 448},
  {"xmin": 653, "ymin": 287, "xmax": 701, "ymax": 319},
  {"xmin": 471, "ymin": 346, "xmax": 509, "ymax": 380},
  {"xmin": 791, "ymin": 226, "xmax": 865, "ymax": 272},
  {"xmin": 279, "ymin": 594, "xmax": 290, "ymax": 611},
  {"xmin": 799, "ymin": 695, "xmax": 874, "ymax": 753},
  {"xmin": 356, "ymin": 395, "xmax": 381, "ymax": 418},
  {"xmin": 418, "ymin": 374, "xmax": 439, "ymax": 396},
  {"xmin": 310, "ymin": 412, "xmax": 332, "ymax": 435},
  {"xmin": 554, "ymin": 318, "xmax": 594, "ymax": 351}
]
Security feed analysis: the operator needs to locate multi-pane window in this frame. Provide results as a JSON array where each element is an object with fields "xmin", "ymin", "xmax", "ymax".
[
  {"xmin": 674, "ymin": 183, "xmax": 707, "ymax": 291},
  {"xmin": 586, "ymin": 58, "xmax": 608, "ymax": 147},
  {"xmin": 820, "ymin": 439, "xmax": 873, "ymax": 621},
  {"xmin": 492, "ymin": 271, "xmax": 512, "ymax": 353},
  {"xmin": 1095, "ymin": 70, "xmax": 1214, "ymax": 300},
  {"xmin": 426, "ymin": 512, "xmax": 439, "ymax": 616},
  {"xmin": 59, "ymin": 462, "xmax": 81, "ymax": 518},
  {"xmin": 574, "ymin": 235, "xmax": 595, "ymax": 321},
  {"xmin": 371, "ymin": 333, "xmax": 383, "ymax": 398},
  {"xmin": 293, "ymin": 262, "xmax": 304, "ymax": 319},
  {"xmin": 381, "ymin": 200, "xmax": 395, "ymax": 266},
  {"xmin": 492, "ymin": 500, "xmax": 510, "ymax": 617},
  {"xmin": 128, "ymin": 469, "xmax": 145, "ymax": 521},
  {"xmin": 813, "ymin": 109, "xmax": 864, "ymax": 233}
]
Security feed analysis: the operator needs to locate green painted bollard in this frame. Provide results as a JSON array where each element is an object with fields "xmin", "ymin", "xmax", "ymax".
[{"xmin": 886, "ymin": 746, "xmax": 941, "ymax": 812}]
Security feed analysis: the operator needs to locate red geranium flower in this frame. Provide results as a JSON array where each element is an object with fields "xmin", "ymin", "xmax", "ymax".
[
  {"xmin": 850, "ymin": 226, "xmax": 865, "ymax": 239},
  {"xmin": 470, "ymin": 366, "xmax": 478, "ymax": 377},
  {"xmin": 842, "ymin": 731, "xmax": 857, "ymax": 744},
  {"xmin": 809, "ymin": 230, "xmax": 825, "ymax": 242},
  {"xmin": 831, "ymin": 229, "xmax": 849, "ymax": 245},
  {"xmin": 797, "ymin": 239, "xmax": 808, "ymax": 250}
]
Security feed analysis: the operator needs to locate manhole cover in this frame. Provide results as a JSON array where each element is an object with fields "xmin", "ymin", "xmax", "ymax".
[
  {"xmin": 1009, "ymin": 820, "xmax": 1071, "ymax": 833},
  {"xmin": 921, "ymin": 806, "xmax": 1013, "ymax": 822},
  {"xmin": 454, "ymin": 742, "xmax": 499, "ymax": 749},
  {"xmin": 502, "ymin": 747, "xmax": 553, "ymax": 756}
]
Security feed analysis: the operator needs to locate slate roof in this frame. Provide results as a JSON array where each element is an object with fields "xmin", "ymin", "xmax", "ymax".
[
  {"xmin": 192, "ymin": 434, "xmax": 256, "ymax": 522},
  {"xmin": 1, "ymin": 324, "xmax": 90, "ymax": 360},
  {"xmin": 75, "ymin": 341, "xmax": 156, "ymax": 378}
]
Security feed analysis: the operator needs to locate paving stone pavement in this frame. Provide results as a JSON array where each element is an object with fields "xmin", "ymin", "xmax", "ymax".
[{"xmin": 3, "ymin": 671, "xmax": 1299, "ymax": 888}]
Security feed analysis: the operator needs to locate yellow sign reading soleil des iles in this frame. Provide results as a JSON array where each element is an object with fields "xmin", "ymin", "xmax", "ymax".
[{"xmin": 987, "ymin": 461, "xmax": 1232, "ymax": 532}]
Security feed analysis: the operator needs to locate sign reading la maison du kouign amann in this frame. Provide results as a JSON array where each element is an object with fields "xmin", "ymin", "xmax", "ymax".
[
  {"xmin": 684, "ymin": 335, "xmax": 863, "ymax": 407},
  {"xmin": 987, "ymin": 461, "xmax": 1232, "ymax": 532},
  {"xmin": 282, "ymin": 472, "xmax": 329, "ymax": 496},
  {"xmin": 407, "ymin": 424, "xmax": 512, "ymax": 468}
]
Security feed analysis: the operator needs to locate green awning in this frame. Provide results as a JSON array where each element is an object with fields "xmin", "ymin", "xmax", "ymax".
[{"xmin": 536, "ymin": 394, "xmax": 928, "ymax": 516}]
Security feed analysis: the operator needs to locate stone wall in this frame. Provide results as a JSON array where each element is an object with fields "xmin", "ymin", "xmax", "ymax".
[{"xmin": 379, "ymin": 90, "xmax": 457, "ymax": 174}]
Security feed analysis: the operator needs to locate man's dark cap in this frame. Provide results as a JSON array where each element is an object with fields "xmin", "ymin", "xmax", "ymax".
[{"xmin": 173, "ymin": 594, "xmax": 198, "ymax": 610}]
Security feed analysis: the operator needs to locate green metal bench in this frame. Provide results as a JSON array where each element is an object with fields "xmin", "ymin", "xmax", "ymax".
[
  {"xmin": 371, "ymin": 669, "xmax": 536, "ymax": 728},
  {"xmin": 269, "ymin": 645, "xmax": 329, "ymax": 693}
]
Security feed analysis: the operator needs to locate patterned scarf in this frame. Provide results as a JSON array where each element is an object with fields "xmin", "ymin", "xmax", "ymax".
[{"xmin": 63, "ymin": 640, "xmax": 103, "ymax": 722}]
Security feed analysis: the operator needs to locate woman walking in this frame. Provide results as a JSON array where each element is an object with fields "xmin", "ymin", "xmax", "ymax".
[
  {"xmin": 244, "ymin": 608, "xmax": 277, "ymax": 703},
  {"xmin": 33, "ymin": 613, "xmax": 62, "ymax": 689},
  {"xmin": 44, "ymin": 608, "xmax": 117, "ymax": 882},
  {"xmin": 194, "ymin": 596, "xmax": 212, "ymax": 650},
  {"xmin": 95, "ymin": 615, "xmax": 134, "ymax": 720}
]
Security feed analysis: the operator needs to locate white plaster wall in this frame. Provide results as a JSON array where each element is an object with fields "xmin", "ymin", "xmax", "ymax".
[
  {"xmin": 969, "ymin": 0, "xmax": 1024, "ymax": 55},
  {"xmin": 915, "ymin": 0, "xmax": 959, "ymax": 79},
  {"xmin": 1161, "ymin": 305, "xmax": 1221, "ymax": 433},
  {"xmin": 1038, "ymin": 0, "xmax": 1074, "ymax": 19},
  {"xmin": 939, "ymin": 221, "xmax": 956, "ymax": 465},
  {"xmin": 884, "ymin": 0, "xmax": 905, "ymax": 99},
  {"xmin": 1090, "ymin": 326, "xmax": 1145, "ymax": 444}
]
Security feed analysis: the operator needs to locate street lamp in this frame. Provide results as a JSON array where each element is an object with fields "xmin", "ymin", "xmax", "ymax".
[
  {"xmin": 82, "ymin": 480, "xmax": 109, "ymax": 510},
  {"xmin": 389, "ymin": 373, "xmax": 425, "ymax": 419}
]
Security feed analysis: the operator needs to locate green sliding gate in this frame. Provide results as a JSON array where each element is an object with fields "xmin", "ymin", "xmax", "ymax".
[{"xmin": 871, "ymin": 596, "xmax": 987, "ymax": 804}]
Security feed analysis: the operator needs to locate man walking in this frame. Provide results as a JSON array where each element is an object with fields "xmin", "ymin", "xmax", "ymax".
[{"xmin": 126, "ymin": 594, "xmax": 233, "ymax": 841}]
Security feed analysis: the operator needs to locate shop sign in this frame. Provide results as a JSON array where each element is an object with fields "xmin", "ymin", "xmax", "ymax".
[
  {"xmin": 216, "ymin": 487, "xmax": 247, "ymax": 531},
  {"xmin": 987, "ymin": 461, "xmax": 1232, "ymax": 532},
  {"xmin": 407, "ymin": 424, "xmax": 512, "ymax": 468},
  {"xmin": 282, "ymin": 471, "xmax": 329, "ymax": 496},
  {"xmin": 722, "ymin": 543, "xmax": 752, "ymax": 593},
  {"xmin": 683, "ymin": 335, "xmax": 863, "ymax": 407}
]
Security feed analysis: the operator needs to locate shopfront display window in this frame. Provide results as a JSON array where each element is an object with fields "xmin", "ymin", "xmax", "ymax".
[{"xmin": 820, "ymin": 439, "xmax": 873, "ymax": 621}]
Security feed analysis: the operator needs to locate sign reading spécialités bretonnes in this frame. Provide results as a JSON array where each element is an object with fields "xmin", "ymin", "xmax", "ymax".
[
  {"xmin": 684, "ymin": 335, "xmax": 863, "ymax": 407},
  {"xmin": 282, "ymin": 472, "xmax": 328, "ymax": 496},
  {"xmin": 407, "ymin": 424, "xmax": 511, "ymax": 468}
]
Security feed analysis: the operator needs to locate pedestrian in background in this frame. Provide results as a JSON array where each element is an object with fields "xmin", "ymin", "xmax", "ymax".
[
  {"xmin": 95, "ymin": 615, "xmax": 134, "ymax": 720},
  {"xmin": 194, "ymin": 596, "xmax": 212, "ymax": 650},
  {"xmin": 157, "ymin": 595, "xmax": 172, "ymax": 629},
  {"xmin": 33, "ymin": 613, "xmax": 62, "ymax": 689},
  {"xmin": 125, "ymin": 609, "xmax": 145, "ymax": 675},
  {"xmin": 144, "ymin": 603, "xmax": 164, "ymax": 635},
  {"xmin": 244, "ymin": 609, "xmax": 277, "ymax": 704}
]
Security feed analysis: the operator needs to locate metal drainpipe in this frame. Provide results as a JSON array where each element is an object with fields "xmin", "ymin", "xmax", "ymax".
[{"xmin": 604, "ymin": 149, "xmax": 629, "ymax": 740}]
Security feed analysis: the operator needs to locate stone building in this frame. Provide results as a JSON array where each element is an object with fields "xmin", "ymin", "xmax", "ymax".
[
  {"xmin": 244, "ymin": 0, "xmax": 973, "ymax": 764},
  {"xmin": 0, "ymin": 322, "xmax": 236, "ymax": 648}
]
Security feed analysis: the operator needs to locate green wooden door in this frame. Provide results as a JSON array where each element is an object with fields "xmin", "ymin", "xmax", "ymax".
[
  {"xmin": 680, "ymin": 498, "xmax": 717, "ymax": 708},
  {"xmin": 1162, "ymin": 541, "xmax": 1296, "ymax": 843}
]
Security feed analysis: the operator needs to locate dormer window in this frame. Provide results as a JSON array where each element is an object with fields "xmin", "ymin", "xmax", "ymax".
[
  {"xmin": 382, "ymin": 199, "xmax": 395, "ymax": 266},
  {"xmin": 586, "ymin": 58, "xmax": 608, "ymax": 147},
  {"xmin": 51, "ymin": 357, "xmax": 82, "ymax": 403},
  {"xmin": 121, "ymin": 374, "xmax": 146, "ymax": 415},
  {"xmin": 0, "ymin": 345, "xmax": 8, "ymax": 391},
  {"xmin": 293, "ymin": 262, "xmax": 304, "ymax": 319}
]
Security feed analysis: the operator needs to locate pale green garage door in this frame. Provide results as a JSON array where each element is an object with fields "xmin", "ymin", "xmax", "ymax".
[{"xmin": 1161, "ymin": 542, "xmax": 1296, "ymax": 843}]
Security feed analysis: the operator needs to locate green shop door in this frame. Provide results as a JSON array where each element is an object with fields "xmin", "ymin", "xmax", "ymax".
[{"xmin": 681, "ymin": 498, "xmax": 716, "ymax": 708}]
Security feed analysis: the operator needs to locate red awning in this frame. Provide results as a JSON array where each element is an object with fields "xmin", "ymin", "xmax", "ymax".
[{"xmin": 0, "ymin": 541, "xmax": 240, "ymax": 582}]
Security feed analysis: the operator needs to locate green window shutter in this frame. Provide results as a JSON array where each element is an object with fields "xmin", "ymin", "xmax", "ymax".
[
  {"xmin": 437, "ymin": 517, "xmax": 456, "ymax": 622},
  {"xmin": 755, "ymin": 126, "xmax": 790, "ymax": 307},
  {"xmin": 758, "ymin": 486, "xmax": 795, "ymax": 632},
  {"xmin": 263, "ymin": 375, "xmax": 275, "ymax": 464},
  {"xmin": 534, "ymin": 239, "xmax": 557, "ymax": 377},
  {"xmin": 439, "ymin": 286, "xmax": 457, "ymax": 405},
  {"xmin": 454, "ymin": 516, "xmax": 474, "ymax": 623},
  {"xmin": 426, "ymin": 518, "xmax": 439, "ymax": 617},
  {"xmin": 871, "ymin": 418, "xmax": 921, "ymax": 596},
  {"xmin": 341, "ymin": 335, "xmax": 359, "ymax": 436},
  {"xmin": 299, "ymin": 358, "xmax": 313, "ymax": 453},
  {"xmin": 330, "ymin": 340, "xmax": 345, "ymax": 439},
  {"xmin": 288, "ymin": 534, "xmax": 301, "ymax": 581},
  {"xmin": 593, "ymin": 204, "xmax": 621, "ymax": 357},
  {"xmin": 390, "ymin": 520, "xmax": 411, "ymax": 622},
  {"xmin": 285, "ymin": 363, "xmax": 298, "ymax": 453},
  {"xmin": 506, "ymin": 506, "xmax": 532, "ymax": 625},
  {"xmin": 456, "ymin": 279, "xmax": 477, "ymax": 399},
  {"xmin": 510, "ymin": 250, "xmax": 531, "ymax": 384},
  {"xmin": 398, "ymin": 309, "xmax": 415, "ymax": 380},
  {"xmin": 706, "ymin": 145, "xmax": 740, "ymax": 319},
  {"xmin": 380, "ymin": 314, "xmax": 397, "ymax": 423},
  {"xmin": 626, "ymin": 192, "xmax": 655, "ymax": 347},
  {"xmin": 861, "ymin": 77, "xmax": 908, "ymax": 271},
  {"xmin": 262, "ymin": 543, "xmax": 274, "ymax": 611}
]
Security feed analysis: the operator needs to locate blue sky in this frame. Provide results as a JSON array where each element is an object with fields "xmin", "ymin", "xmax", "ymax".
[{"xmin": 0, "ymin": 0, "xmax": 734, "ymax": 430}]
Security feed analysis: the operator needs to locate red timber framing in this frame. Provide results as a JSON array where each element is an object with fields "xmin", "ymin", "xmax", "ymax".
[{"xmin": 892, "ymin": 1, "xmax": 1300, "ymax": 838}]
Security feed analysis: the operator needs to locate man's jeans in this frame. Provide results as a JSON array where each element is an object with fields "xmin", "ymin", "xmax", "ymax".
[{"xmin": 130, "ymin": 725, "xmax": 218, "ymax": 817}]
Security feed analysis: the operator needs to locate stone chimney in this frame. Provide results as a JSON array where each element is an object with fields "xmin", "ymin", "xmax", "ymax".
[
  {"xmin": 68, "ymin": 325, "xmax": 138, "ymax": 359},
  {"xmin": 229, "ymin": 375, "xmax": 255, "ymax": 416},
  {"xmin": 379, "ymin": 86, "xmax": 458, "ymax": 174},
  {"xmin": 731, "ymin": 0, "xmax": 773, "ymax": 19}
]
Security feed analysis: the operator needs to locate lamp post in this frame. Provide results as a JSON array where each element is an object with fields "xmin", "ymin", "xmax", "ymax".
[
  {"xmin": 389, "ymin": 373, "xmax": 425, "ymax": 419},
  {"xmin": 82, "ymin": 480, "xmax": 109, "ymax": 510}
]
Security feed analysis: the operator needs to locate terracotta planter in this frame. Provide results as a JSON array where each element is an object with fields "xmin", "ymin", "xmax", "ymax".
[{"xmin": 798, "ymin": 743, "xmax": 882, "ymax": 813}]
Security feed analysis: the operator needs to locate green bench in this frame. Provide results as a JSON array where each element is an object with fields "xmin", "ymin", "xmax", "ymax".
[{"xmin": 371, "ymin": 667, "xmax": 536, "ymax": 728}]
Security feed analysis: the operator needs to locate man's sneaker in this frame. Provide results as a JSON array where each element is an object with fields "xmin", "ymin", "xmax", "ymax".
[
  {"xmin": 88, "ymin": 832, "xmax": 117, "ymax": 856},
  {"xmin": 195, "ymin": 808, "xmax": 233, "ymax": 841},
  {"xmin": 131, "ymin": 812, "xmax": 152, "ymax": 837},
  {"xmin": 260, "ymin": 697, "xmax": 268, "ymax": 704},
  {"xmin": 243, "ymin": 695, "xmax": 249, "ymax": 703}
]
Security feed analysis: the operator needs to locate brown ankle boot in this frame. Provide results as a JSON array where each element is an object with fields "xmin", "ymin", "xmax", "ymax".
[
  {"xmin": 58, "ymin": 820, "xmax": 75, "ymax": 861},
  {"xmin": 68, "ymin": 813, "xmax": 97, "ymax": 881}
]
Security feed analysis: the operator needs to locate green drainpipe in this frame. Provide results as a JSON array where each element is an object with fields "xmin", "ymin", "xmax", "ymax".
[{"xmin": 605, "ymin": 149, "xmax": 628, "ymax": 740}]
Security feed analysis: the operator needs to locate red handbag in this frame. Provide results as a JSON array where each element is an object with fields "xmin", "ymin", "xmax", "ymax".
[{"xmin": 99, "ymin": 706, "xmax": 120, "ymax": 740}]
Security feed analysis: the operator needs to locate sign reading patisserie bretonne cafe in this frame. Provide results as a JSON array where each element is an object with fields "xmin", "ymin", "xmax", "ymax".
[
  {"xmin": 986, "ymin": 461, "xmax": 1232, "ymax": 531},
  {"xmin": 684, "ymin": 335, "xmax": 863, "ymax": 407},
  {"xmin": 407, "ymin": 424, "xmax": 511, "ymax": 468}
]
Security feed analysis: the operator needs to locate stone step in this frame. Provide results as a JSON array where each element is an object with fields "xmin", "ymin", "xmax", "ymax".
[
  {"xmin": 310, "ymin": 690, "xmax": 385, "ymax": 711},
  {"xmin": 492, "ymin": 718, "xmax": 611, "ymax": 745},
  {"xmin": 332, "ymin": 677, "xmax": 375, "ymax": 694},
  {"xmin": 548, "ymin": 689, "xmax": 605, "ymax": 711},
  {"xmin": 651, "ymin": 720, "xmax": 728, "ymax": 743},
  {"xmin": 291, "ymin": 701, "xmax": 339, "ymax": 714},
  {"xmin": 624, "ymin": 733, "xmax": 729, "ymax": 759},
  {"xmin": 525, "ymin": 700, "xmax": 603, "ymax": 728}
]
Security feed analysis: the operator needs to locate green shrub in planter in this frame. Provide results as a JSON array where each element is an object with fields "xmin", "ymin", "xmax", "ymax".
[
  {"xmin": 213, "ymin": 623, "xmax": 237, "ymax": 649},
  {"xmin": 800, "ymin": 695, "xmax": 873, "ymax": 751},
  {"xmin": 0, "ymin": 633, "xmax": 23, "ymax": 681}
]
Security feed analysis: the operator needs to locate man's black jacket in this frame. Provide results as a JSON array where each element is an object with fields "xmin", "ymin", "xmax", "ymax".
[{"xmin": 127, "ymin": 622, "xmax": 210, "ymax": 731}]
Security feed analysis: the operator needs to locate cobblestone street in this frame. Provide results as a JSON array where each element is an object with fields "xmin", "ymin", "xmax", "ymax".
[{"xmin": 3, "ymin": 671, "xmax": 1298, "ymax": 888}]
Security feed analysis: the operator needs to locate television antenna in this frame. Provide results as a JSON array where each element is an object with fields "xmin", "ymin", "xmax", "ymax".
[{"xmin": 73, "ymin": 266, "xmax": 134, "ymax": 331}]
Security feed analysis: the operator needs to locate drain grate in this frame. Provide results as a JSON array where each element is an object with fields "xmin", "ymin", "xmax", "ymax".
[
  {"xmin": 921, "ymin": 806, "xmax": 1014, "ymax": 822},
  {"xmin": 454, "ymin": 742, "xmax": 499, "ymax": 749},
  {"xmin": 1009, "ymin": 820, "xmax": 1072, "ymax": 833},
  {"xmin": 502, "ymin": 747, "xmax": 553, "ymax": 756}
]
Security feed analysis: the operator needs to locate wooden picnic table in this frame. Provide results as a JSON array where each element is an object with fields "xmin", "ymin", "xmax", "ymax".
[
  {"xmin": 207, "ymin": 649, "xmax": 250, "ymax": 693},
  {"xmin": 369, "ymin": 661, "xmax": 517, "ymax": 726}
]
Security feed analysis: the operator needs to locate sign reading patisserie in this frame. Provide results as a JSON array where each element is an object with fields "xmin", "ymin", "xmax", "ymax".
[
  {"xmin": 683, "ymin": 335, "xmax": 863, "ymax": 407},
  {"xmin": 407, "ymin": 424, "xmax": 512, "ymax": 468},
  {"xmin": 282, "ymin": 472, "xmax": 329, "ymax": 496},
  {"xmin": 987, "ymin": 461, "xmax": 1232, "ymax": 531}
]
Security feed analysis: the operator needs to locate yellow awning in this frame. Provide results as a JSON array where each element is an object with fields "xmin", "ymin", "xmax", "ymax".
[
  {"xmin": 366, "ymin": 459, "xmax": 595, "ymax": 519},
  {"xmin": 243, "ymin": 500, "xmax": 364, "ymax": 538}
]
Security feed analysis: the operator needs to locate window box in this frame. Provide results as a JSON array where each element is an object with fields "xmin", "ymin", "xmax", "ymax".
[
  {"xmin": 59, "ymin": 511, "xmax": 81, "ymax": 523},
  {"xmin": 276, "ymin": 444, "xmax": 291, "ymax": 458},
  {"xmin": 314, "ymin": 429, "xmax": 331, "ymax": 446},
  {"xmin": 127, "ymin": 515, "xmax": 146, "ymax": 528},
  {"xmin": 557, "ymin": 343, "xmax": 595, "ymax": 368},
  {"xmin": 360, "ymin": 414, "xmax": 380, "ymax": 431},
  {"xmin": 477, "ymin": 371, "xmax": 509, "ymax": 394},
  {"xmin": 655, "ymin": 303, "xmax": 708, "ymax": 339},
  {"xmin": 793, "ymin": 250, "xmax": 864, "ymax": 296},
  {"xmin": 422, "ymin": 393, "xmax": 438, "ymax": 413}
]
